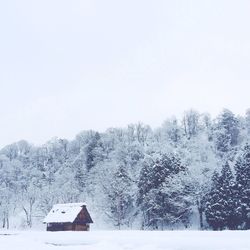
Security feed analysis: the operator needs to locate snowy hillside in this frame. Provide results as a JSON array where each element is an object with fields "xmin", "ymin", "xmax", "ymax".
[
  {"xmin": 0, "ymin": 230, "xmax": 249, "ymax": 250},
  {"xmin": 0, "ymin": 109, "xmax": 250, "ymax": 230}
]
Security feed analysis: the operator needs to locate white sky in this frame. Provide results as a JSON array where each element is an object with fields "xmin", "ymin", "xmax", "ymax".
[{"xmin": 0, "ymin": 0, "xmax": 250, "ymax": 147}]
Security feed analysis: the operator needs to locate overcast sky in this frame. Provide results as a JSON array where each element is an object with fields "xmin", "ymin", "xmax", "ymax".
[{"xmin": 0, "ymin": 0, "xmax": 250, "ymax": 147}]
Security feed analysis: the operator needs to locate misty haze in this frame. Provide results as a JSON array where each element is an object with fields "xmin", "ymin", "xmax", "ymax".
[{"xmin": 0, "ymin": 1, "xmax": 250, "ymax": 250}]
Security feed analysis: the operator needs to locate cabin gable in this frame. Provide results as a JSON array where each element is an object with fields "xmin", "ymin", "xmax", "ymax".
[{"xmin": 73, "ymin": 206, "xmax": 93, "ymax": 224}]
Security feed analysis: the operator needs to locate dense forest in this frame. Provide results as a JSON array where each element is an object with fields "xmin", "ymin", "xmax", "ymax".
[{"xmin": 0, "ymin": 109, "xmax": 249, "ymax": 230}]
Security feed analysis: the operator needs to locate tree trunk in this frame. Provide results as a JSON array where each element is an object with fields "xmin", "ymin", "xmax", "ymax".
[
  {"xmin": 198, "ymin": 207, "xmax": 203, "ymax": 229},
  {"xmin": 197, "ymin": 199, "xmax": 204, "ymax": 230}
]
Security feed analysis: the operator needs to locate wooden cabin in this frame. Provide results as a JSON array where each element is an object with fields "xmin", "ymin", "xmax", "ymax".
[{"xmin": 43, "ymin": 203, "xmax": 93, "ymax": 231}]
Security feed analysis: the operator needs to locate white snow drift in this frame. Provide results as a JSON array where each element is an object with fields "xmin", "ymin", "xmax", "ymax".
[{"xmin": 0, "ymin": 230, "xmax": 249, "ymax": 250}]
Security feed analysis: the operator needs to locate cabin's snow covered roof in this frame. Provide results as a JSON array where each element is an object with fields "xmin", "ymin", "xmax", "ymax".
[{"xmin": 43, "ymin": 203, "xmax": 86, "ymax": 223}]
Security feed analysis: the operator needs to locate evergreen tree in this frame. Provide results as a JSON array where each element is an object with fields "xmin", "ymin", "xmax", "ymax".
[
  {"xmin": 221, "ymin": 163, "xmax": 242, "ymax": 229},
  {"xmin": 205, "ymin": 163, "xmax": 242, "ymax": 230},
  {"xmin": 235, "ymin": 144, "xmax": 250, "ymax": 229},
  {"xmin": 85, "ymin": 132, "xmax": 104, "ymax": 171},
  {"xmin": 205, "ymin": 171, "xmax": 225, "ymax": 230},
  {"xmin": 137, "ymin": 153, "xmax": 189, "ymax": 229}
]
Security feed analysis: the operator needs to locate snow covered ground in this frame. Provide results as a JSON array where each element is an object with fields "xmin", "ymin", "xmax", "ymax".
[{"xmin": 0, "ymin": 230, "xmax": 249, "ymax": 250}]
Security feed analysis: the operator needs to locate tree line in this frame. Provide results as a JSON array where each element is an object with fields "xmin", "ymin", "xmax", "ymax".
[{"xmin": 0, "ymin": 109, "xmax": 249, "ymax": 230}]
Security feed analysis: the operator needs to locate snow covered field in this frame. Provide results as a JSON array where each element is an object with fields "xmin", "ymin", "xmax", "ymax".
[{"xmin": 0, "ymin": 230, "xmax": 249, "ymax": 250}]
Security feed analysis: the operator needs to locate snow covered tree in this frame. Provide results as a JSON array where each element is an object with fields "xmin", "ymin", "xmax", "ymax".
[
  {"xmin": 179, "ymin": 133, "xmax": 218, "ymax": 229},
  {"xmin": 235, "ymin": 144, "xmax": 250, "ymax": 229},
  {"xmin": 0, "ymin": 182, "xmax": 12, "ymax": 229},
  {"xmin": 220, "ymin": 163, "xmax": 242, "ymax": 230},
  {"xmin": 84, "ymin": 132, "xmax": 105, "ymax": 171},
  {"xmin": 126, "ymin": 123, "xmax": 152, "ymax": 146},
  {"xmin": 205, "ymin": 163, "xmax": 242, "ymax": 230},
  {"xmin": 182, "ymin": 110, "xmax": 200, "ymax": 139},
  {"xmin": 205, "ymin": 171, "xmax": 226, "ymax": 230},
  {"xmin": 137, "ymin": 153, "xmax": 190, "ymax": 229},
  {"xmin": 103, "ymin": 164, "xmax": 134, "ymax": 229},
  {"xmin": 214, "ymin": 109, "xmax": 240, "ymax": 153},
  {"xmin": 161, "ymin": 117, "xmax": 182, "ymax": 146},
  {"xmin": 73, "ymin": 157, "xmax": 87, "ymax": 192},
  {"xmin": 137, "ymin": 156, "xmax": 154, "ymax": 227},
  {"xmin": 245, "ymin": 109, "xmax": 250, "ymax": 136}
]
